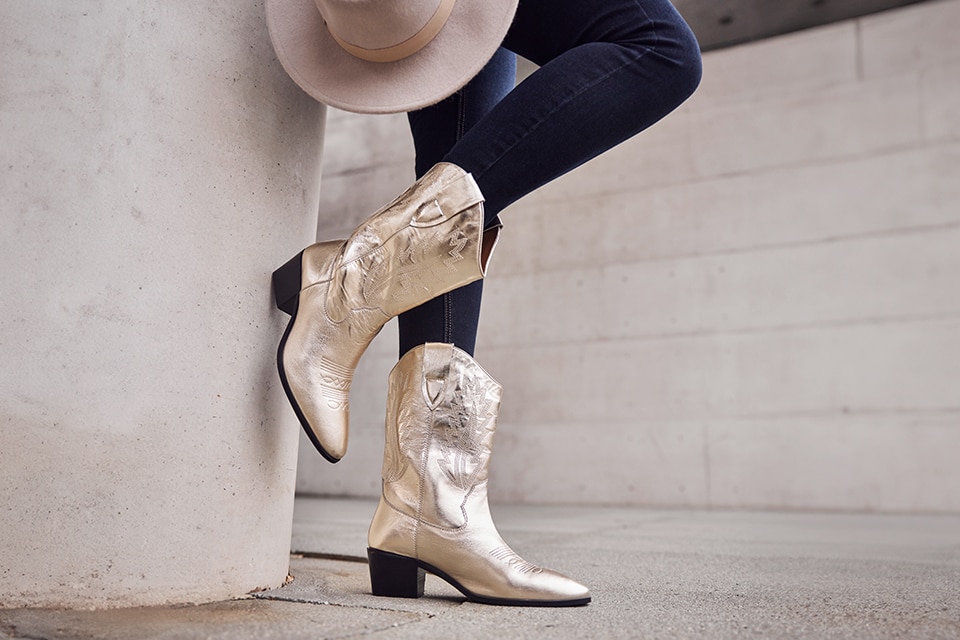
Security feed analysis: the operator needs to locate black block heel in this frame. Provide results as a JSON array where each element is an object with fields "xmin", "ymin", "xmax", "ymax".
[
  {"xmin": 368, "ymin": 548, "xmax": 425, "ymax": 599},
  {"xmin": 272, "ymin": 250, "xmax": 304, "ymax": 316}
]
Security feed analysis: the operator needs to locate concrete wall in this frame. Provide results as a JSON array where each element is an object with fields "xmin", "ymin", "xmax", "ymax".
[
  {"xmin": 296, "ymin": 0, "xmax": 960, "ymax": 513},
  {"xmin": 0, "ymin": 3, "xmax": 325, "ymax": 607},
  {"xmin": 673, "ymin": 0, "xmax": 928, "ymax": 51}
]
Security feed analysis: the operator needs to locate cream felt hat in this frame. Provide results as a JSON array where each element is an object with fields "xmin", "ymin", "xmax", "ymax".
[{"xmin": 265, "ymin": 0, "xmax": 519, "ymax": 114}]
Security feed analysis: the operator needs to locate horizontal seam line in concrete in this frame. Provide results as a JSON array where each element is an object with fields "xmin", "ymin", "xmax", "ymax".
[
  {"xmin": 480, "ymin": 310, "xmax": 960, "ymax": 347},
  {"xmin": 491, "ymin": 219, "xmax": 960, "ymax": 276},
  {"xmin": 494, "ymin": 407, "xmax": 960, "ymax": 422},
  {"xmin": 523, "ymin": 138, "xmax": 960, "ymax": 205},
  {"xmin": 723, "ymin": 406, "xmax": 960, "ymax": 419}
]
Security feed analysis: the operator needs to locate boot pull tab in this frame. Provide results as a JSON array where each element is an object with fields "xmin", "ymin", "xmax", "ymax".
[
  {"xmin": 424, "ymin": 377, "xmax": 445, "ymax": 409},
  {"xmin": 420, "ymin": 342, "xmax": 455, "ymax": 408},
  {"xmin": 410, "ymin": 199, "xmax": 447, "ymax": 228}
]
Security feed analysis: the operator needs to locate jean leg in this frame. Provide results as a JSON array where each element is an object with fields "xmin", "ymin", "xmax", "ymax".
[
  {"xmin": 397, "ymin": 48, "xmax": 516, "ymax": 358},
  {"xmin": 445, "ymin": 0, "xmax": 702, "ymax": 222},
  {"xmin": 407, "ymin": 48, "xmax": 517, "ymax": 183}
]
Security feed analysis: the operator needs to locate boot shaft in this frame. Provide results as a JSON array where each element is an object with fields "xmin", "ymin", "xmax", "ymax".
[
  {"xmin": 382, "ymin": 343, "xmax": 502, "ymax": 530},
  {"xmin": 272, "ymin": 163, "xmax": 492, "ymax": 463},
  {"xmin": 316, "ymin": 163, "xmax": 488, "ymax": 321}
]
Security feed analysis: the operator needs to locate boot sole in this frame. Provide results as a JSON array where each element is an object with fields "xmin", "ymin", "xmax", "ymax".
[{"xmin": 368, "ymin": 547, "xmax": 591, "ymax": 607}]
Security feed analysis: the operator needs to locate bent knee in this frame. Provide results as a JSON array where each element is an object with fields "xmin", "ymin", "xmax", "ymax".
[{"xmin": 661, "ymin": 17, "xmax": 703, "ymax": 106}]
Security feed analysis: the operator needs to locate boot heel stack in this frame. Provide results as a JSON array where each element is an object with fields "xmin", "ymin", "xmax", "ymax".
[
  {"xmin": 367, "ymin": 548, "xmax": 425, "ymax": 599},
  {"xmin": 272, "ymin": 250, "xmax": 304, "ymax": 316}
]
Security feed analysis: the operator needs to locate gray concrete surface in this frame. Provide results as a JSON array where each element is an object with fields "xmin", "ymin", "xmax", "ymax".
[
  {"xmin": 0, "ymin": 1, "xmax": 324, "ymax": 607},
  {"xmin": 2, "ymin": 496, "xmax": 958, "ymax": 639},
  {"xmin": 674, "ymin": 0, "xmax": 929, "ymax": 51}
]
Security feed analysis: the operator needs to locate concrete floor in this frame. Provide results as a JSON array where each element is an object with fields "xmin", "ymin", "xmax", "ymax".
[{"xmin": 2, "ymin": 497, "xmax": 959, "ymax": 639}]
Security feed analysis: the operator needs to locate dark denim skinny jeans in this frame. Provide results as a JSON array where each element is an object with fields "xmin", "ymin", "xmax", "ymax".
[{"xmin": 399, "ymin": 0, "xmax": 702, "ymax": 357}]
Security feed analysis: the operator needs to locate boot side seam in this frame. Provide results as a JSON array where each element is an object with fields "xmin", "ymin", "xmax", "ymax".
[
  {"xmin": 380, "ymin": 490, "xmax": 420, "ymax": 522},
  {"xmin": 404, "ymin": 480, "xmax": 484, "ymax": 533},
  {"xmin": 413, "ymin": 413, "xmax": 434, "ymax": 560}
]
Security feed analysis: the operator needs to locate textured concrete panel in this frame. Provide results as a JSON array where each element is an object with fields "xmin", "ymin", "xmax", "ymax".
[
  {"xmin": 860, "ymin": 0, "xmax": 960, "ymax": 78},
  {"xmin": 320, "ymin": 111, "xmax": 413, "ymax": 175},
  {"xmin": 486, "ymin": 419, "xmax": 711, "ymax": 507},
  {"xmin": 497, "ymin": 143, "xmax": 960, "ymax": 274},
  {"xmin": 674, "ymin": 0, "xmax": 928, "ymax": 51},
  {"xmin": 922, "ymin": 59, "xmax": 960, "ymax": 141},
  {"xmin": 479, "ymin": 318, "xmax": 960, "ymax": 423},
  {"xmin": 0, "ymin": 2, "xmax": 325, "ymax": 607},
  {"xmin": 483, "ymin": 225, "xmax": 960, "ymax": 345},
  {"xmin": 485, "ymin": 415, "xmax": 960, "ymax": 511},
  {"xmin": 689, "ymin": 72, "xmax": 922, "ymax": 177},
  {"xmin": 695, "ymin": 22, "xmax": 859, "ymax": 105},
  {"xmin": 316, "ymin": 162, "xmax": 416, "ymax": 238},
  {"xmin": 708, "ymin": 416, "xmax": 960, "ymax": 511}
]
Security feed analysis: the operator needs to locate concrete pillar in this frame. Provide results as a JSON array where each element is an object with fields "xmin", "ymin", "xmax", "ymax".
[{"xmin": 0, "ymin": 2, "xmax": 325, "ymax": 608}]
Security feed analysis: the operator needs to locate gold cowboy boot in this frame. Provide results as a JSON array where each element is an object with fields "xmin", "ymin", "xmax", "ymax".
[
  {"xmin": 272, "ymin": 163, "xmax": 499, "ymax": 463},
  {"xmin": 367, "ymin": 343, "xmax": 591, "ymax": 606}
]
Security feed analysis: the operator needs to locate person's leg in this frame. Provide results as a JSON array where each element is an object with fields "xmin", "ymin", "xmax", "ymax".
[
  {"xmin": 397, "ymin": 48, "xmax": 516, "ymax": 359},
  {"xmin": 367, "ymin": 2, "xmax": 701, "ymax": 599},
  {"xmin": 446, "ymin": 0, "xmax": 702, "ymax": 224},
  {"xmin": 399, "ymin": 0, "xmax": 701, "ymax": 357}
]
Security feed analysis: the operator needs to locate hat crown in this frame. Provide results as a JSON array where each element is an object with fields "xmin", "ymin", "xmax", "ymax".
[
  {"xmin": 315, "ymin": 0, "xmax": 446, "ymax": 50},
  {"xmin": 265, "ymin": 0, "xmax": 519, "ymax": 113}
]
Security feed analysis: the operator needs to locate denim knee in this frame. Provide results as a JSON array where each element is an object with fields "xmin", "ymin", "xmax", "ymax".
[
  {"xmin": 655, "ymin": 12, "xmax": 703, "ymax": 108},
  {"xmin": 674, "ymin": 27, "xmax": 703, "ymax": 105}
]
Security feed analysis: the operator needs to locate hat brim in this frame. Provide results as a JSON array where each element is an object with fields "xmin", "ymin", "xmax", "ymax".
[{"xmin": 265, "ymin": 0, "xmax": 519, "ymax": 114}]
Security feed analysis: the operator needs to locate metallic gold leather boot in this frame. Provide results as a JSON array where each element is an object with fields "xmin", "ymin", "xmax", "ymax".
[
  {"xmin": 367, "ymin": 343, "xmax": 591, "ymax": 606},
  {"xmin": 272, "ymin": 163, "xmax": 499, "ymax": 463}
]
